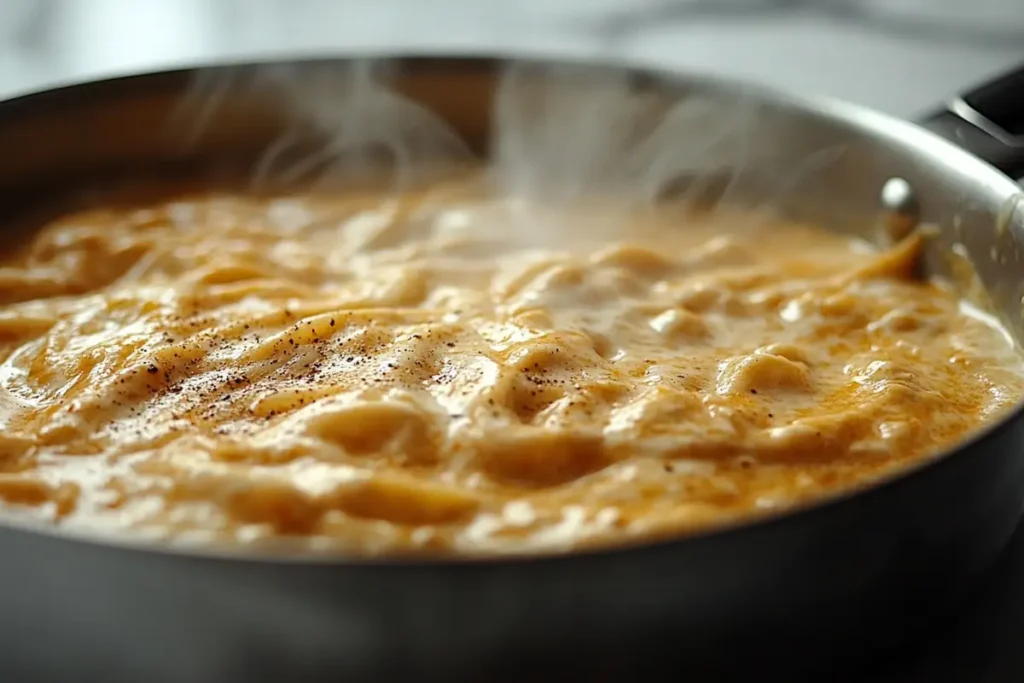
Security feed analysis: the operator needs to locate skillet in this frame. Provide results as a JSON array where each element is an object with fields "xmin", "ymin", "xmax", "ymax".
[{"xmin": 0, "ymin": 56, "xmax": 1022, "ymax": 683}]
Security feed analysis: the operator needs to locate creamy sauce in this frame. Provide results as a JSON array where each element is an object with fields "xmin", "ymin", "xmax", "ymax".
[{"xmin": 0, "ymin": 181, "xmax": 1021, "ymax": 556}]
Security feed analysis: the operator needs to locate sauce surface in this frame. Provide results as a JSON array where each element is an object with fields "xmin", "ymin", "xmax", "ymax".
[{"xmin": 0, "ymin": 182, "xmax": 1021, "ymax": 555}]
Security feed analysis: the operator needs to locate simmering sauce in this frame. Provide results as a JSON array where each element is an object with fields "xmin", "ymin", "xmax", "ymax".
[{"xmin": 0, "ymin": 181, "xmax": 1021, "ymax": 555}]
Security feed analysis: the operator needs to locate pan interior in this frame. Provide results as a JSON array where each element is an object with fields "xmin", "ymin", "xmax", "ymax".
[{"xmin": 0, "ymin": 57, "xmax": 1021, "ymax": 558}]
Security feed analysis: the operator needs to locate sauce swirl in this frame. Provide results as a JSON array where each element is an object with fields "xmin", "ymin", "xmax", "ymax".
[{"xmin": 0, "ymin": 185, "xmax": 1020, "ymax": 555}]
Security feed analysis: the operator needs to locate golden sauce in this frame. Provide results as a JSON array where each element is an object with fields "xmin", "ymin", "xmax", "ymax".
[{"xmin": 0, "ymin": 183, "xmax": 1021, "ymax": 555}]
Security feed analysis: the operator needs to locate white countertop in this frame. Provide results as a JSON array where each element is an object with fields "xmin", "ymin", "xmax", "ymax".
[{"xmin": 0, "ymin": 0, "xmax": 1022, "ymax": 119}]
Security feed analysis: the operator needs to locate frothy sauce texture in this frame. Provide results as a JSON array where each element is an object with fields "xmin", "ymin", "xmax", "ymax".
[{"xmin": 0, "ymin": 183, "xmax": 1021, "ymax": 555}]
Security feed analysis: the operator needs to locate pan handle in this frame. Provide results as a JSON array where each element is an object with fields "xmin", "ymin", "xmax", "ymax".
[{"xmin": 919, "ymin": 64, "xmax": 1024, "ymax": 181}]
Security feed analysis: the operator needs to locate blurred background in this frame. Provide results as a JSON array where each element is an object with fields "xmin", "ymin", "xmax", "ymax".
[{"xmin": 0, "ymin": 0, "xmax": 1023, "ymax": 117}]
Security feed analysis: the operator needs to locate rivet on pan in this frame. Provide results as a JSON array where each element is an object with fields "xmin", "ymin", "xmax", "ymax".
[{"xmin": 878, "ymin": 177, "xmax": 920, "ymax": 244}]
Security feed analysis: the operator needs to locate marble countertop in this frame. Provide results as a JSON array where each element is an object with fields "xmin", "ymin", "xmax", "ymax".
[
  {"xmin": 0, "ymin": 1, "xmax": 1023, "ymax": 680},
  {"xmin": 1, "ymin": 0, "xmax": 1022, "ymax": 117}
]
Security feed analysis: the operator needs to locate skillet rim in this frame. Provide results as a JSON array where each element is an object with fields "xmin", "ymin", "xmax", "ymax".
[{"xmin": 0, "ymin": 51, "xmax": 1021, "ymax": 567}]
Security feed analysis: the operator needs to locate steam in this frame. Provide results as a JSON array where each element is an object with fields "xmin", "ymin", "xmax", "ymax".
[
  {"xmin": 249, "ymin": 61, "xmax": 473, "ymax": 191},
  {"xmin": 172, "ymin": 60, "xmax": 474, "ymax": 193},
  {"xmin": 490, "ymin": 62, "xmax": 755, "ymax": 208},
  {"xmin": 171, "ymin": 57, "xmax": 845, "ymax": 246}
]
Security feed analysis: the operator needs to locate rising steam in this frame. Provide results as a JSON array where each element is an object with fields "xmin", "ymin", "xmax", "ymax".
[{"xmin": 171, "ymin": 57, "xmax": 847, "ymax": 247}]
